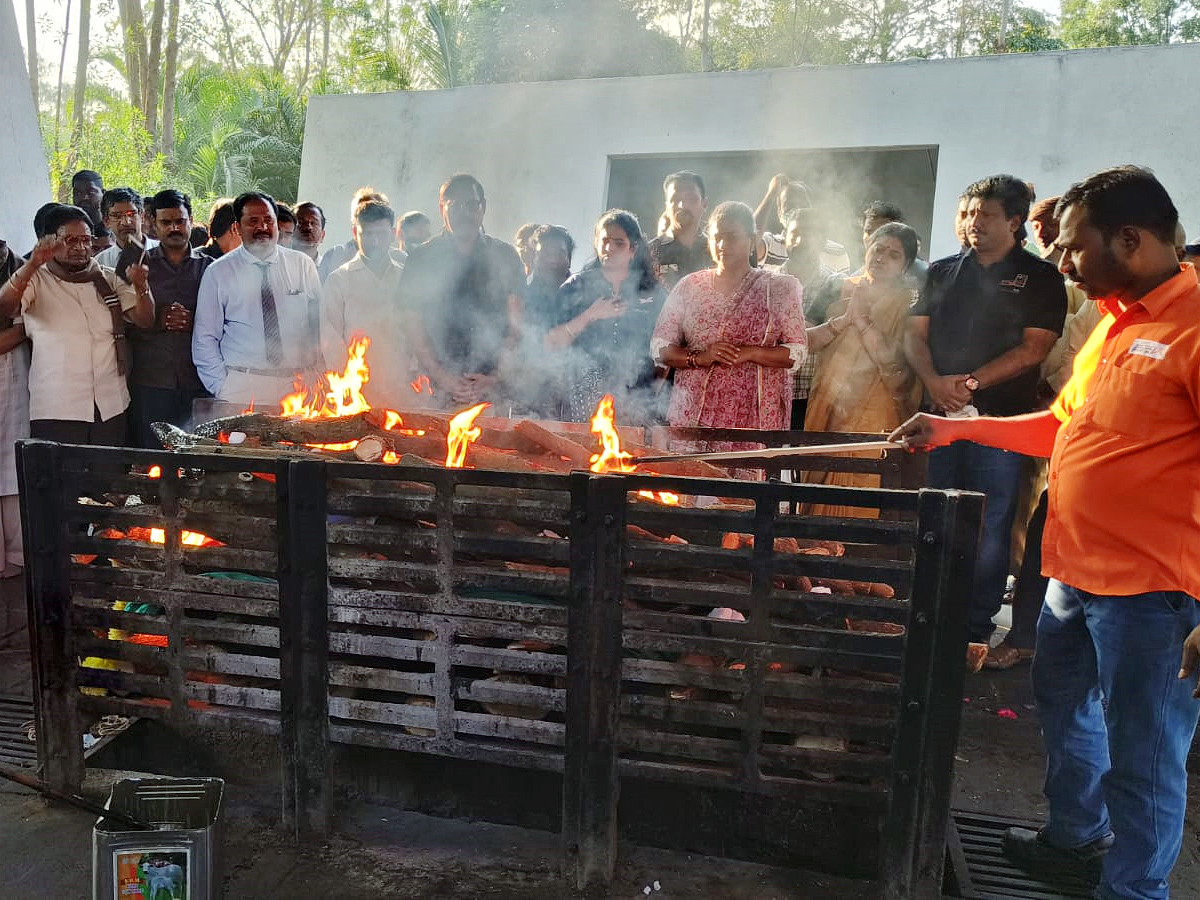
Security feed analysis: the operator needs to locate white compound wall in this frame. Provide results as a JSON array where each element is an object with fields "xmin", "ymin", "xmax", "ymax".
[
  {"xmin": 0, "ymin": 0, "xmax": 50, "ymax": 253},
  {"xmin": 300, "ymin": 42, "xmax": 1200, "ymax": 264}
]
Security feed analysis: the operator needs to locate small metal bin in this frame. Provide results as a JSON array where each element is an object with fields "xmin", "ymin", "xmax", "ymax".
[{"xmin": 93, "ymin": 777, "xmax": 224, "ymax": 900}]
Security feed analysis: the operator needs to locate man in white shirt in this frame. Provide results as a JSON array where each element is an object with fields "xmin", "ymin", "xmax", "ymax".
[
  {"xmin": 0, "ymin": 205, "xmax": 154, "ymax": 445},
  {"xmin": 94, "ymin": 187, "xmax": 159, "ymax": 268},
  {"xmin": 192, "ymin": 192, "xmax": 323, "ymax": 407},
  {"xmin": 321, "ymin": 200, "xmax": 410, "ymax": 409}
]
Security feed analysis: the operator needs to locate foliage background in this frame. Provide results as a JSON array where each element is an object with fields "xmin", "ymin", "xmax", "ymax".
[{"xmin": 17, "ymin": 0, "xmax": 1200, "ymax": 223}]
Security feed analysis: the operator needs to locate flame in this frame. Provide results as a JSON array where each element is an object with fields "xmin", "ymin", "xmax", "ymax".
[
  {"xmin": 123, "ymin": 526, "xmax": 223, "ymax": 548},
  {"xmin": 588, "ymin": 396, "xmax": 680, "ymax": 506},
  {"xmin": 303, "ymin": 440, "xmax": 359, "ymax": 451},
  {"xmin": 445, "ymin": 403, "xmax": 489, "ymax": 468},
  {"xmin": 383, "ymin": 410, "xmax": 404, "ymax": 430},
  {"xmin": 589, "ymin": 395, "xmax": 634, "ymax": 473},
  {"xmin": 243, "ymin": 400, "xmax": 255, "ymax": 413},
  {"xmin": 410, "ymin": 374, "xmax": 434, "ymax": 396},
  {"xmin": 279, "ymin": 337, "xmax": 371, "ymax": 418},
  {"xmin": 638, "ymin": 490, "xmax": 680, "ymax": 505},
  {"xmin": 147, "ymin": 466, "xmax": 161, "ymax": 479},
  {"xmin": 382, "ymin": 450, "xmax": 400, "ymax": 464}
]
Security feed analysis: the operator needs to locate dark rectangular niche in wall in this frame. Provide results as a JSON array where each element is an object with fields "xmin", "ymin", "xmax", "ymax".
[{"xmin": 606, "ymin": 145, "xmax": 939, "ymax": 269}]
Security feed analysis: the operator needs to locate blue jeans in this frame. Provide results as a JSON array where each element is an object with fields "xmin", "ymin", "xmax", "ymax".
[
  {"xmin": 1032, "ymin": 580, "xmax": 1200, "ymax": 899},
  {"xmin": 927, "ymin": 442, "xmax": 1026, "ymax": 641}
]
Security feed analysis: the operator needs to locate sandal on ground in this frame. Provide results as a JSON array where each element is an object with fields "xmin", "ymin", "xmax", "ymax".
[{"xmin": 984, "ymin": 642, "xmax": 1034, "ymax": 670}]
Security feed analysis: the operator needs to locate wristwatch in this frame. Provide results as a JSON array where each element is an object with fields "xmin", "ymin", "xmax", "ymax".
[{"xmin": 964, "ymin": 375, "xmax": 980, "ymax": 392}]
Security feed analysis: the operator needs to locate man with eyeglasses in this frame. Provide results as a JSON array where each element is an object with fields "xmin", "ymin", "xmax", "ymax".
[
  {"xmin": 0, "ymin": 205, "xmax": 155, "ymax": 445},
  {"xmin": 94, "ymin": 188, "xmax": 158, "ymax": 268},
  {"xmin": 397, "ymin": 174, "xmax": 525, "ymax": 406}
]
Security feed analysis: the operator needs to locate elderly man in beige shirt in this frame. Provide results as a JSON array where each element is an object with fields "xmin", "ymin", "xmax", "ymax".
[{"xmin": 0, "ymin": 205, "xmax": 154, "ymax": 445}]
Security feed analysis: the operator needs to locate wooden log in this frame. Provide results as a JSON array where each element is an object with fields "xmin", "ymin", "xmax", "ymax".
[
  {"xmin": 513, "ymin": 420, "xmax": 593, "ymax": 468},
  {"xmin": 191, "ymin": 411, "xmax": 375, "ymax": 443}
]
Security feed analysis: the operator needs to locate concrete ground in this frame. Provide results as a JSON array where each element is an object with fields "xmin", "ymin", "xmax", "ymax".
[{"xmin": 3, "ymin": 576, "xmax": 1199, "ymax": 899}]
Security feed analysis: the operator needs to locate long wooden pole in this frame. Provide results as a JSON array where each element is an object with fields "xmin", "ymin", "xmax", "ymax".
[{"xmin": 635, "ymin": 439, "xmax": 903, "ymax": 464}]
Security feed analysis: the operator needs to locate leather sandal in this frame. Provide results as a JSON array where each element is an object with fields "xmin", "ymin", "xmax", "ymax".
[{"xmin": 984, "ymin": 641, "xmax": 1034, "ymax": 670}]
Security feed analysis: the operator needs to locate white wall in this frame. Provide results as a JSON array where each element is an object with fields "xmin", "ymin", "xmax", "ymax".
[
  {"xmin": 0, "ymin": 0, "xmax": 50, "ymax": 252},
  {"xmin": 300, "ymin": 43, "xmax": 1200, "ymax": 262}
]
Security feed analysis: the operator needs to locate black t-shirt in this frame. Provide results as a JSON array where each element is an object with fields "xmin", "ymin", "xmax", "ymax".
[
  {"xmin": 648, "ymin": 233, "xmax": 712, "ymax": 291},
  {"xmin": 912, "ymin": 244, "xmax": 1066, "ymax": 416},
  {"xmin": 398, "ymin": 231, "xmax": 526, "ymax": 377}
]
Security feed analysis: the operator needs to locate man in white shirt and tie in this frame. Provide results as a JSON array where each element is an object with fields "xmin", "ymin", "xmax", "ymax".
[{"xmin": 192, "ymin": 192, "xmax": 323, "ymax": 407}]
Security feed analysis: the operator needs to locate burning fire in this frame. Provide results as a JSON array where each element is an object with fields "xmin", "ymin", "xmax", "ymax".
[
  {"xmin": 589, "ymin": 395, "xmax": 634, "ymax": 473},
  {"xmin": 280, "ymin": 337, "xmax": 371, "ymax": 419},
  {"xmin": 410, "ymin": 374, "xmax": 434, "ymax": 396},
  {"xmin": 445, "ymin": 403, "xmax": 489, "ymax": 468},
  {"xmin": 587, "ymin": 394, "xmax": 679, "ymax": 505},
  {"xmin": 148, "ymin": 466, "xmax": 161, "ymax": 479},
  {"xmin": 114, "ymin": 526, "xmax": 224, "ymax": 548}
]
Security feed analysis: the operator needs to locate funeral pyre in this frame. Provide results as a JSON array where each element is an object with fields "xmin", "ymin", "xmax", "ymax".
[{"xmin": 73, "ymin": 338, "xmax": 927, "ymax": 769}]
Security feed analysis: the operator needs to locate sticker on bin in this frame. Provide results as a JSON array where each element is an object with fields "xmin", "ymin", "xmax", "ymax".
[{"xmin": 114, "ymin": 848, "xmax": 190, "ymax": 899}]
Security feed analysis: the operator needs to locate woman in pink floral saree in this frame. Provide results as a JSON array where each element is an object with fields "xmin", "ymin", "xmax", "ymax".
[{"xmin": 651, "ymin": 202, "xmax": 807, "ymax": 477}]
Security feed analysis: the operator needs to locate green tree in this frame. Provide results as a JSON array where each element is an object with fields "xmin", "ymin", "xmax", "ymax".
[
  {"xmin": 42, "ymin": 92, "xmax": 168, "ymax": 199},
  {"xmin": 1059, "ymin": 0, "xmax": 1200, "ymax": 46},
  {"xmin": 456, "ymin": 0, "xmax": 685, "ymax": 84},
  {"xmin": 171, "ymin": 65, "xmax": 307, "ymax": 201}
]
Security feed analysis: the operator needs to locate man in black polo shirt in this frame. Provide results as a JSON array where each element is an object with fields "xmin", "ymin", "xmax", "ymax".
[
  {"xmin": 130, "ymin": 189, "xmax": 213, "ymax": 447},
  {"xmin": 647, "ymin": 171, "xmax": 712, "ymax": 291},
  {"xmin": 398, "ymin": 174, "xmax": 525, "ymax": 407},
  {"xmin": 904, "ymin": 174, "xmax": 1066, "ymax": 646}
]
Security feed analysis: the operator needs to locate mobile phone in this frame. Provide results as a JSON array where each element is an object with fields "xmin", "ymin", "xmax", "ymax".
[{"xmin": 114, "ymin": 238, "xmax": 145, "ymax": 284}]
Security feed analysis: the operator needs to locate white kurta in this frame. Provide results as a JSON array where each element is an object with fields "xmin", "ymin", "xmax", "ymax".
[
  {"xmin": 0, "ymin": 337, "xmax": 30, "ymax": 496},
  {"xmin": 320, "ymin": 254, "xmax": 412, "ymax": 410}
]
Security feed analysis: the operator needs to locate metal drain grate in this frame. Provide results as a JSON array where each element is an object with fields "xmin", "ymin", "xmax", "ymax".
[
  {"xmin": 0, "ymin": 694, "xmax": 36, "ymax": 769},
  {"xmin": 947, "ymin": 810, "xmax": 1096, "ymax": 899}
]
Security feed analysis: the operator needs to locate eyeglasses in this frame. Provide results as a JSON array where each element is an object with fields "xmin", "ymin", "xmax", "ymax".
[
  {"xmin": 57, "ymin": 235, "xmax": 93, "ymax": 248},
  {"xmin": 444, "ymin": 197, "xmax": 482, "ymax": 211},
  {"xmin": 107, "ymin": 211, "xmax": 139, "ymax": 222}
]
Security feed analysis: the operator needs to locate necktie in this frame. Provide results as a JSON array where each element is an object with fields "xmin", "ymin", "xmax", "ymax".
[{"xmin": 255, "ymin": 261, "xmax": 284, "ymax": 365}]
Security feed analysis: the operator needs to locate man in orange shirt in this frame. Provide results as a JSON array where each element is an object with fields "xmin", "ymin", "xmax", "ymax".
[{"xmin": 892, "ymin": 166, "xmax": 1200, "ymax": 899}]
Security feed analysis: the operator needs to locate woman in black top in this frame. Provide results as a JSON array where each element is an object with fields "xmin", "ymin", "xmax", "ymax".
[{"xmin": 548, "ymin": 210, "xmax": 667, "ymax": 424}]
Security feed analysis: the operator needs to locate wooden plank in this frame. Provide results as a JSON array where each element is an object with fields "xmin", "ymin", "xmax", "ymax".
[
  {"xmin": 17, "ymin": 440, "xmax": 85, "ymax": 793},
  {"xmin": 457, "ymin": 678, "xmax": 564, "ymax": 714},
  {"xmin": 327, "ymin": 587, "xmax": 568, "ymax": 626},
  {"xmin": 72, "ymin": 567, "xmax": 279, "ymax": 600},
  {"xmin": 879, "ymin": 488, "xmax": 984, "ymax": 900},
  {"xmin": 277, "ymin": 457, "xmax": 330, "ymax": 839},
  {"xmin": 451, "ymin": 645, "xmax": 566, "ymax": 677},
  {"xmin": 182, "ymin": 649, "xmax": 280, "ymax": 680},
  {"xmin": 184, "ymin": 682, "xmax": 280, "ymax": 711},
  {"xmin": 616, "ymin": 757, "xmax": 890, "ymax": 808},
  {"xmin": 563, "ymin": 472, "xmax": 626, "ymax": 893},
  {"xmin": 454, "ymin": 710, "xmax": 565, "ymax": 745},
  {"xmin": 328, "ymin": 722, "xmax": 565, "ymax": 772},
  {"xmin": 620, "ymin": 630, "xmax": 904, "ymax": 676},
  {"xmin": 328, "ymin": 631, "xmax": 440, "ymax": 662},
  {"xmin": 328, "ymin": 663, "xmax": 432, "ymax": 695}
]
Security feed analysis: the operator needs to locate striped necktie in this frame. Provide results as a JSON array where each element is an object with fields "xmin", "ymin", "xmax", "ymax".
[{"xmin": 254, "ymin": 261, "xmax": 284, "ymax": 366}]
